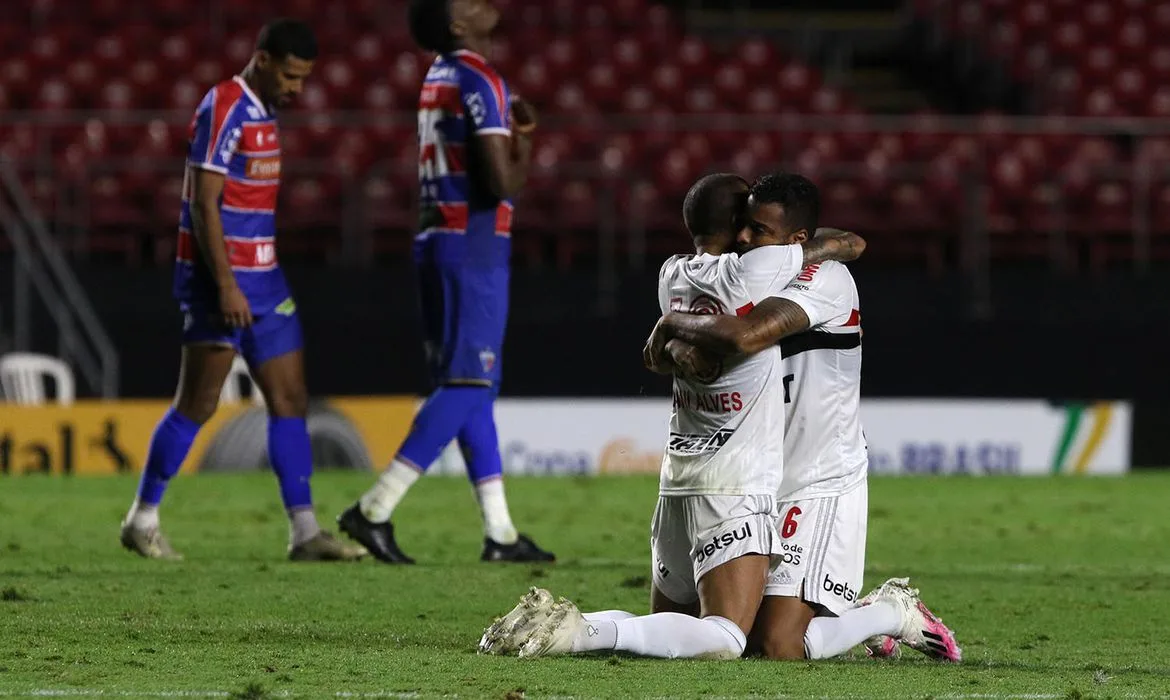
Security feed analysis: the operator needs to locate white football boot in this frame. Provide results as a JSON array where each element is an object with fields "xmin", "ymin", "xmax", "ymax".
[
  {"xmin": 478, "ymin": 587, "xmax": 556, "ymax": 655},
  {"xmin": 517, "ymin": 596, "xmax": 587, "ymax": 658},
  {"xmin": 861, "ymin": 577, "xmax": 962, "ymax": 662}
]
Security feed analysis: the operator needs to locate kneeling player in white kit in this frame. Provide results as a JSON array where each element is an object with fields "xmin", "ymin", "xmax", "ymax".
[
  {"xmin": 477, "ymin": 173, "xmax": 864, "ymax": 660},
  {"xmin": 651, "ymin": 172, "xmax": 961, "ymax": 663}
]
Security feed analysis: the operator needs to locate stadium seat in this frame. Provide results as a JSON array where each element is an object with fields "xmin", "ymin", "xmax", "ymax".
[
  {"xmin": 220, "ymin": 355, "xmax": 264, "ymax": 406},
  {"xmin": 0, "ymin": 353, "xmax": 76, "ymax": 406}
]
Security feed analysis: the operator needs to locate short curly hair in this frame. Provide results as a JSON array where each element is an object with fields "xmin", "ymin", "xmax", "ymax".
[
  {"xmin": 748, "ymin": 172, "xmax": 820, "ymax": 234},
  {"xmin": 409, "ymin": 0, "xmax": 456, "ymax": 53}
]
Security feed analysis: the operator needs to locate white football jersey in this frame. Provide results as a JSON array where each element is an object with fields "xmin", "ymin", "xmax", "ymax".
[
  {"xmin": 774, "ymin": 260, "xmax": 867, "ymax": 501},
  {"xmin": 656, "ymin": 245, "xmax": 805, "ymax": 496}
]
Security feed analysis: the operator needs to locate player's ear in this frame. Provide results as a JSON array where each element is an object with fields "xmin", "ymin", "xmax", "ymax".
[
  {"xmin": 449, "ymin": 18, "xmax": 466, "ymax": 41},
  {"xmin": 792, "ymin": 228, "xmax": 809, "ymax": 243},
  {"xmin": 254, "ymin": 50, "xmax": 272, "ymax": 70}
]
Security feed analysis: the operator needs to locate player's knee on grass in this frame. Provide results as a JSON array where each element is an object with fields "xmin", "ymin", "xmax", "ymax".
[
  {"xmin": 696, "ymin": 553, "xmax": 771, "ymax": 634},
  {"xmin": 651, "ymin": 583, "xmax": 701, "ymax": 618},
  {"xmin": 747, "ymin": 596, "xmax": 816, "ymax": 660}
]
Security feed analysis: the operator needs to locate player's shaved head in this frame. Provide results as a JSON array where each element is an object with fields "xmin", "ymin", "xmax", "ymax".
[
  {"xmin": 682, "ymin": 173, "xmax": 749, "ymax": 247},
  {"xmin": 409, "ymin": 0, "xmax": 456, "ymax": 53}
]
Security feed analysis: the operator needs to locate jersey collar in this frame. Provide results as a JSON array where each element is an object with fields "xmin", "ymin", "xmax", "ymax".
[
  {"xmin": 233, "ymin": 75, "xmax": 269, "ymax": 117},
  {"xmin": 452, "ymin": 48, "xmax": 488, "ymax": 63}
]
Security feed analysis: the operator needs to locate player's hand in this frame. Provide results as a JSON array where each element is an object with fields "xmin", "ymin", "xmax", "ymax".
[
  {"xmin": 218, "ymin": 283, "xmax": 253, "ymax": 328},
  {"xmin": 669, "ymin": 342, "xmax": 722, "ymax": 383},
  {"xmin": 510, "ymin": 94, "xmax": 538, "ymax": 134},
  {"xmin": 643, "ymin": 318, "xmax": 673, "ymax": 374}
]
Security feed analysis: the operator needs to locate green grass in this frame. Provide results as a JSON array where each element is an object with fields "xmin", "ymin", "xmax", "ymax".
[{"xmin": 1, "ymin": 473, "xmax": 1170, "ymax": 698}]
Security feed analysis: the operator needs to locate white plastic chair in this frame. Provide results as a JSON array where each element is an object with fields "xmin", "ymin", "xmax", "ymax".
[
  {"xmin": 219, "ymin": 355, "xmax": 265, "ymax": 406},
  {"xmin": 0, "ymin": 352, "xmax": 76, "ymax": 405}
]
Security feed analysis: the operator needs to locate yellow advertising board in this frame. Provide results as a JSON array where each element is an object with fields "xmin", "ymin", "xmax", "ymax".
[{"xmin": 0, "ymin": 397, "xmax": 417, "ymax": 476}]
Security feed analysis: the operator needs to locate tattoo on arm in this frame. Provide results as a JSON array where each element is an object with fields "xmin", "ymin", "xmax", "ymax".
[
  {"xmin": 735, "ymin": 297, "xmax": 811, "ymax": 354},
  {"xmin": 663, "ymin": 297, "xmax": 812, "ymax": 358},
  {"xmin": 800, "ymin": 227, "xmax": 867, "ymax": 265}
]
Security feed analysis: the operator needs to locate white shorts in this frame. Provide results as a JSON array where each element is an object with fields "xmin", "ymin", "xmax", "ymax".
[
  {"xmin": 764, "ymin": 481, "xmax": 868, "ymax": 615},
  {"xmin": 651, "ymin": 494, "xmax": 781, "ymax": 605}
]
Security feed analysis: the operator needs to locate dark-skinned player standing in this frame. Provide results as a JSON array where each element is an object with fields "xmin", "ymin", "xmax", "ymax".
[
  {"xmin": 120, "ymin": 19, "xmax": 364, "ymax": 563},
  {"xmin": 338, "ymin": 0, "xmax": 554, "ymax": 564}
]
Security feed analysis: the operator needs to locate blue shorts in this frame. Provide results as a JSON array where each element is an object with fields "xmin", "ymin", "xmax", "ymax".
[
  {"xmin": 180, "ymin": 298, "xmax": 304, "ymax": 368},
  {"xmin": 417, "ymin": 262, "xmax": 508, "ymax": 387}
]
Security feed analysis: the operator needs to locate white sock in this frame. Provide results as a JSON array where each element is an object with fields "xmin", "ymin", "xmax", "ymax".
[
  {"xmin": 288, "ymin": 507, "xmax": 321, "ymax": 548},
  {"xmin": 572, "ymin": 613, "xmax": 745, "ymax": 660},
  {"xmin": 359, "ymin": 459, "xmax": 421, "ymax": 523},
  {"xmin": 126, "ymin": 499, "xmax": 159, "ymax": 531},
  {"xmin": 583, "ymin": 610, "xmax": 637, "ymax": 623},
  {"xmin": 803, "ymin": 601, "xmax": 902, "ymax": 660},
  {"xmin": 474, "ymin": 478, "xmax": 518, "ymax": 544}
]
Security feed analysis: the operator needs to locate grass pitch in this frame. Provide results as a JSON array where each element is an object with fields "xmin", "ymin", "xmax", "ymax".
[{"xmin": 1, "ymin": 472, "xmax": 1169, "ymax": 698}]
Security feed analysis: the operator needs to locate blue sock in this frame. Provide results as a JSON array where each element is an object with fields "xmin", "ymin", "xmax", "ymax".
[
  {"xmin": 397, "ymin": 386, "xmax": 492, "ymax": 471},
  {"xmin": 136, "ymin": 408, "xmax": 201, "ymax": 505},
  {"xmin": 268, "ymin": 416, "xmax": 314, "ymax": 511},
  {"xmin": 458, "ymin": 399, "xmax": 503, "ymax": 484}
]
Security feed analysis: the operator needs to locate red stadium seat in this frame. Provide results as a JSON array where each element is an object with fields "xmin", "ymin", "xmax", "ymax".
[
  {"xmin": 1014, "ymin": 1, "xmax": 1050, "ymax": 39},
  {"xmin": 1115, "ymin": 17, "xmax": 1147, "ymax": 58},
  {"xmin": 159, "ymin": 34, "xmax": 194, "ymax": 70},
  {"xmin": 1081, "ymin": 47, "xmax": 1118, "ymax": 83},
  {"xmin": 675, "ymin": 37, "xmax": 711, "ymax": 81},
  {"xmin": 620, "ymin": 85, "xmax": 654, "ymax": 115},
  {"xmin": 1082, "ymin": 88, "xmax": 1119, "ymax": 118},
  {"xmin": 734, "ymin": 39, "xmax": 778, "ymax": 81},
  {"xmin": 1082, "ymin": 1, "xmax": 1118, "ymax": 37},
  {"xmin": 1, "ymin": 58, "xmax": 34, "ymax": 108},
  {"xmin": 1149, "ymin": 88, "xmax": 1170, "ymax": 119},
  {"xmin": 1051, "ymin": 21, "xmax": 1085, "ymax": 59},
  {"xmin": 545, "ymin": 37, "xmax": 581, "ymax": 79},
  {"xmin": 363, "ymin": 81, "xmax": 397, "ymax": 111},
  {"xmin": 36, "ymin": 79, "xmax": 73, "ymax": 111},
  {"xmin": 712, "ymin": 64, "xmax": 747, "ymax": 109},
  {"xmin": 586, "ymin": 62, "xmax": 622, "ymax": 110},
  {"xmin": 777, "ymin": 64, "xmax": 814, "ymax": 104},
  {"xmin": 1113, "ymin": 68, "xmax": 1146, "ymax": 113}
]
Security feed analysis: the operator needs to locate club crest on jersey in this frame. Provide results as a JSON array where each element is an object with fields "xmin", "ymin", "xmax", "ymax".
[
  {"xmin": 220, "ymin": 127, "xmax": 242, "ymax": 163},
  {"xmin": 689, "ymin": 295, "xmax": 725, "ymax": 315},
  {"xmin": 479, "ymin": 348, "xmax": 496, "ymax": 373}
]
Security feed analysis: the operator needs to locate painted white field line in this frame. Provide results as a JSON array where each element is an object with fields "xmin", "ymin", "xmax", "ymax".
[{"xmin": 3, "ymin": 692, "xmax": 1156, "ymax": 700}]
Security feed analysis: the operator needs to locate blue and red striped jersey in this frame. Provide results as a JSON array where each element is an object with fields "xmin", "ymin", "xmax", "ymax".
[
  {"xmin": 175, "ymin": 75, "xmax": 290, "ymax": 313},
  {"xmin": 416, "ymin": 50, "xmax": 514, "ymax": 267}
]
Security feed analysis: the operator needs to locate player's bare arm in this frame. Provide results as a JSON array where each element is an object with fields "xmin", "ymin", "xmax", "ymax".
[
  {"xmin": 800, "ymin": 227, "xmax": 866, "ymax": 266},
  {"xmin": 658, "ymin": 297, "xmax": 812, "ymax": 358},
  {"xmin": 190, "ymin": 168, "xmax": 252, "ymax": 328},
  {"xmin": 478, "ymin": 95, "xmax": 536, "ymax": 199}
]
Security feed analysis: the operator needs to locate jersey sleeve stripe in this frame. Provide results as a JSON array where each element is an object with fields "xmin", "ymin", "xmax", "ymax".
[
  {"xmin": 205, "ymin": 82, "xmax": 244, "ymax": 165},
  {"xmin": 188, "ymin": 162, "xmax": 229, "ymax": 174},
  {"xmin": 457, "ymin": 56, "xmax": 508, "ymax": 126}
]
